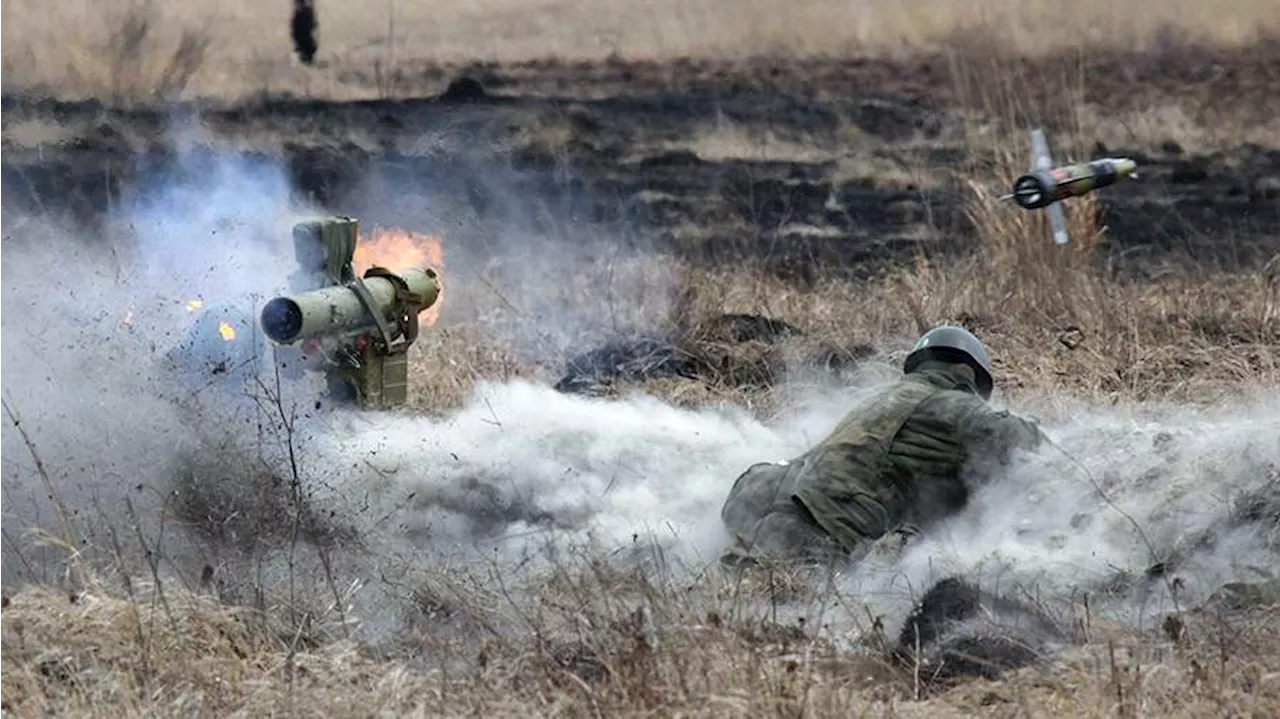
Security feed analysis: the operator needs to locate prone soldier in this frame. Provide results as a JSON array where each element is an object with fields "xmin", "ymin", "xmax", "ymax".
[{"xmin": 719, "ymin": 325, "xmax": 1047, "ymax": 569}]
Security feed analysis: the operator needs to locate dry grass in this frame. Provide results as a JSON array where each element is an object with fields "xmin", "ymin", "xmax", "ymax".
[
  {"xmin": 404, "ymin": 243, "xmax": 1278, "ymax": 413},
  {"xmin": 4, "ymin": 555, "xmax": 1279, "ymax": 717},
  {"xmin": 4, "ymin": 2, "xmax": 1280, "ymax": 717},
  {"xmin": 5, "ymin": 0, "xmax": 1280, "ymax": 101}
]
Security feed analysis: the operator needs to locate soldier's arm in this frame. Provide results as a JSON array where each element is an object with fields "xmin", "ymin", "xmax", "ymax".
[{"xmin": 955, "ymin": 397, "xmax": 1048, "ymax": 465}]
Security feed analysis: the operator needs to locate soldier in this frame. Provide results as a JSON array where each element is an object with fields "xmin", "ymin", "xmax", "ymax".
[{"xmin": 720, "ymin": 325, "xmax": 1047, "ymax": 569}]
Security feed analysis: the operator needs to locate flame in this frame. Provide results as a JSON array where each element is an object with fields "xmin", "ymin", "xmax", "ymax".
[
  {"xmin": 185, "ymin": 299, "xmax": 205, "ymax": 312},
  {"xmin": 218, "ymin": 321, "xmax": 237, "ymax": 341},
  {"xmin": 120, "ymin": 307, "xmax": 135, "ymax": 328},
  {"xmin": 352, "ymin": 227, "xmax": 445, "ymax": 328}
]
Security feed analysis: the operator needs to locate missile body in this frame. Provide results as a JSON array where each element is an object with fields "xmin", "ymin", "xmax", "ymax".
[{"xmin": 1012, "ymin": 158, "xmax": 1138, "ymax": 209}]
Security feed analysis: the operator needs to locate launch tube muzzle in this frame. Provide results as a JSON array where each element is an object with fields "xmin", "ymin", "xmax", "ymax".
[{"xmin": 261, "ymin": 267, "xmax": 441, "ymax": 345}]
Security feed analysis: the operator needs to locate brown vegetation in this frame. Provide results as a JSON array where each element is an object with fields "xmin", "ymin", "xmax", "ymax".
[{"xmin": 3, "ymin": 1, "xmax": 1279, "ymax": 717}]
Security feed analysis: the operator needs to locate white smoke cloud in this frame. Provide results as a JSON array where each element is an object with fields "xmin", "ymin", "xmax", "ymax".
[{"xmin": 304, "ymin": 378, "xmax": 845, "ymax": 564}]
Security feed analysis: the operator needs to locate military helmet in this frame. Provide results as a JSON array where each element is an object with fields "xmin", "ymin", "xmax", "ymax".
[{"xmin": 903, "ymin": 325, "xmax": 994, "ymax": 399}]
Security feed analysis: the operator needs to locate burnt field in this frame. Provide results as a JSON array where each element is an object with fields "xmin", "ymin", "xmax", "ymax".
[{"xmin": 5, "ymin": 46, "xmax": 1280, "ymax": 281}]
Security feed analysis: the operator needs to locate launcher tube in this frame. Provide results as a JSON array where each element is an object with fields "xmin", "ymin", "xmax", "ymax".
[{"xmin": 260, "ymin": 267, "xmax": 440, "ymax": 344}]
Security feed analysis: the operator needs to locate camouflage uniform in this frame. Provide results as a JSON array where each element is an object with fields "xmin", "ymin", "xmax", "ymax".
[{"xmin": 720, "ymin": 327, "xmax": 1046, "ymax": 568}]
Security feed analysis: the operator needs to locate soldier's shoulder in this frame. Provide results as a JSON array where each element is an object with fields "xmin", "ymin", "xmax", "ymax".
[
  {"xmin": 915, "ymin": 391, "xmax": 1042, "ymax": 440},
  {"xmin": 913, "ymin": 386, "xmax": 990, "ymax": 419}
]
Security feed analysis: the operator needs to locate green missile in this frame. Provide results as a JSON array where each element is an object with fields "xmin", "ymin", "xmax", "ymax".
[{"xmin": 1011, "ymin": 158, "xmax": 1139, "ymax": 209}]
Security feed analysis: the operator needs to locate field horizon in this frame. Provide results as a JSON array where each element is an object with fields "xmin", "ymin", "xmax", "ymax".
[{"xmin": 3, "ymin": 1, "xmax": 1280, "ymax": 716}]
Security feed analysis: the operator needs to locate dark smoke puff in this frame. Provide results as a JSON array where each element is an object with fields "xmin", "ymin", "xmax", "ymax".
[
  {"xmin": 1230, "ymin": 480, "xmax": 1280, "ymax": 527},
  {"xmin": 292, "ymin": 1, "xmax": 318, "ymax": 65},
  {"xmin": 894, "ymin": 577, "xmax": 1068, "ymax": 683},
  {"xmin": 439, "ymin": 77, "xmax": 487, "ymax": 103},
  {"xmin": 405, "ymin": 475, "xmax": 591, "ymax": 541},
  {"xmin": 554, "ymin": 337, "xmax": 710, "ymax": 395},
  {"xmin": 170, "ymin": 459, "xmax": 359, "ymax": 554}
]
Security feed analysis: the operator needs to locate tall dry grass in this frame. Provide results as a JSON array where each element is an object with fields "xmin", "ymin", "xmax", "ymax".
[{"xmin": 4, "ymin": 529, "xmax": 1279, "ymax": 716}]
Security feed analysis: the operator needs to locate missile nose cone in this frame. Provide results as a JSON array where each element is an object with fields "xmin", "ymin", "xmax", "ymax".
[{"xmin": 1113, "ymin": 158, "xmax": 1138, "ymax": 178}]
